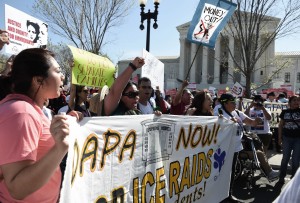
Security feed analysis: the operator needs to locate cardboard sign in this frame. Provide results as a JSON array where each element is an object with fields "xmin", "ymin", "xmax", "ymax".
[
  {"xmin": 68, "ymin": 45, "xmax": 115, "ymax": 88},
  {"xmin": 4, "ymin": 4, "xmax": 48, "ymax": 54}
]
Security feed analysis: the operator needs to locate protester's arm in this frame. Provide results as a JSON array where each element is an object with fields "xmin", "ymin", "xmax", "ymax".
[
  {"xmin": 0, "ymin": 30, "xmax": 10, "ymax": 50},
  {"xmin": 278, "ymin": 119, "xmax": 284, "ymax": 146},
  {"xmin": 261, "ymin": 106, "xmax": 272, "ymax": 120},
  {"xmin": 173, "ymin": 80, "xmax": 189, "ymax": 106},
  {"xmin": 103, "ymin": 57, "xmax": 145, "ymax": 116},
  {"xmin": 243, "ymin": 115, "xmax": 262, "ymax": 126},
  {"xmin": 1, "ymin": 115, "xmax": 68, "ymax": 200}
]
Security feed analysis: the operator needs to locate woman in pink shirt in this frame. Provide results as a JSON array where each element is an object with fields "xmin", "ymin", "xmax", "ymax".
[{"xmin": 0, "ymin": 48, "xmax": 72, "ymax": 202}]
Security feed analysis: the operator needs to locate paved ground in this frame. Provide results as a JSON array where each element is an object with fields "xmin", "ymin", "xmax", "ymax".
[{"xmin": 230, "ymin": 149, "xmax": 292, "ymax": 203}]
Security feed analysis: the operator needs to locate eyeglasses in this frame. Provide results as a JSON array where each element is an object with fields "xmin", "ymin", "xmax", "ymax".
[
  {"xmin": 82, "ymin": 89, "xmax": 89, "ymax": 93},
  {"xmin": 141, "ymin": 86, "xmax": 152, "ymax": 89},
  {"xmin": 122, "ymin": 91, "xmax": 139, "ymax": 98}
]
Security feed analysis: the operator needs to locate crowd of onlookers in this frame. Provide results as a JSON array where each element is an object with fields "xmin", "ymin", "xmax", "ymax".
[{"xmin": 1, "ymin": 29, "xmax": 300, "ymax": 203}]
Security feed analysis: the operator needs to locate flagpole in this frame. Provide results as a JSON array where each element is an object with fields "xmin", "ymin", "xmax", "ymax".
[{"xmin": 184, "ymin": 45, "xmax": 201, "ymax": 81}]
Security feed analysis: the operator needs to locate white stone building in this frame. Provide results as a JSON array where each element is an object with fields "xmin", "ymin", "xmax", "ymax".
[{"xmin": 117, "ymin": 21, "xmax": 300, "ymax": 93}]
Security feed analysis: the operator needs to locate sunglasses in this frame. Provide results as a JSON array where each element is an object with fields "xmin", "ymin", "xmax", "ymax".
[
  {"xmin": 122, "ymin": 91, "xmax": 139, "ymax": 98},
  {"xmin": 82, "ymin": 89, "xmax": 89, "ymax": 93},
  {"xmin": 228, "ymin": 99, "xmax": 236, "ymax": 104}
]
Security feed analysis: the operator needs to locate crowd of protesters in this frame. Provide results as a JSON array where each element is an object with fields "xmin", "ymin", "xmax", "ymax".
[{"xmin": 1, "ymin": 29, "xmax": 300, "ymax": 203}]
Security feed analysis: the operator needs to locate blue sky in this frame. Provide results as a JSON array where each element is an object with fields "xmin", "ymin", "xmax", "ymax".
[{"xmin": 1, "ymin": 0, "xmax": 300, "ymax": 64}]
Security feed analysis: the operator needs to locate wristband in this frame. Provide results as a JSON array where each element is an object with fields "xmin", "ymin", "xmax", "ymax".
[{"xmin": 129, "ymin": 62, "xmax": 137, "ymax": 71}]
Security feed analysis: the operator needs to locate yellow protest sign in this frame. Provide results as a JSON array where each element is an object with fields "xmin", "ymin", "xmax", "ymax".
[{"xmin": 68, "ymin": 45, "xmax": 115, "ymax": 87}]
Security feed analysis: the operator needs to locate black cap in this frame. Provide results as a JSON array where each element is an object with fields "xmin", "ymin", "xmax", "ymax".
[
  {"xmin": 219, "ymin": 93, "xmax": 236, "ymax": 104},
  {"xmin": 253, "ymin": 95, "xmax": 264, "ymax": 102}
]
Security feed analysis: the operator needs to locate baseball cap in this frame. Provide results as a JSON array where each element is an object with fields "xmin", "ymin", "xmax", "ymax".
[
  {"xmin": 253, "ymin": 95, "xmax": 264, "ymax": 102},
  {"xmin": 219, "ymin": 93, "xmax": 236, "ymax": 104}
]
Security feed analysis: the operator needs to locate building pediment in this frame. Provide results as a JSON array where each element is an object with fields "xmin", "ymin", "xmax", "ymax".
[{"xmin": 176, "ymin": 22, "xmax": 191, "ymax": 32}]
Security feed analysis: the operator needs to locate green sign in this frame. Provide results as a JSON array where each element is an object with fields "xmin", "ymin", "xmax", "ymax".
[{"xmin": 68, "ymin": 45, "xmax": 115, "ymax": 87}]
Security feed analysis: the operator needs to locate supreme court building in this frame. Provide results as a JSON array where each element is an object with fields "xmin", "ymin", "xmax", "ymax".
[{"xmin": 118, "ymin": 19, "xmax": 300, "ymax": 94}]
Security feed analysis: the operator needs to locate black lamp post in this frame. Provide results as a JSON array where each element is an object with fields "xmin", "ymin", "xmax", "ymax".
[{"xmin": 139, "ymin": 0, "xmax": 160, "ymax": 52}]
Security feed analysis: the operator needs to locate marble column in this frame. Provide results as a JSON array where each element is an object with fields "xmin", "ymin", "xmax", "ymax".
[
  {"xmin": 190, "ymin": 43, "xmax": 197, "ymax": 83},
  {"xmin": 201, "ymin": 46, "xmax": 208, "ymax": 85},
  {"xmin": 213, "ymin": 37, "xmax": 220, "ymax": 85},
  {"xmin": 179, "ymin": 37, "xmax": 186, "ymax": 81},
  {"xmin": 228, "ymin": 36, "xmax": 234, "ymax": 84}
]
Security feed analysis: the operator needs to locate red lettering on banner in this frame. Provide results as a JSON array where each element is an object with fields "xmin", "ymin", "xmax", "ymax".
[
  {"xmin": 7, "ymin": 18, "xmax": 21, "ymax": 28},
  {"xmin": 15, "ymin": 35, "xmax": 33, "ymax": 45},
  {"xmin": 7, "ymin": 26, "xmax": 15, "ymax": 32}
]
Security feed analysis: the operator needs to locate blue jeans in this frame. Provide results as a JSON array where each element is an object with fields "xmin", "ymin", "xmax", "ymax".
[{"xmin": 279, "ymin": 136, "xmax": 300, "ymax": 180}]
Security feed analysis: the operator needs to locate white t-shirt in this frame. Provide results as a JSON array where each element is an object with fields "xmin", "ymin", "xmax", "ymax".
[
  {"xmin": 248, "ymin": 108, "xmax": 271, "ymax": 134},
  {"xmin": 214, "ymin": 107, "xmax": 247, "ymax": 152},
  {"xmin": 42, "ymin": 106, "xmax": 53, "ymax": 121},
  {"xmin": 58, "ymin": 105, "xmax": 69, "ymax": 114},
  {"xmin": 138, "ymin": 101, "xmax": 155, "ymax": 114},
  {"xmin": 274, "ymin": 168, "xmax": 300, "ymax": 203}
]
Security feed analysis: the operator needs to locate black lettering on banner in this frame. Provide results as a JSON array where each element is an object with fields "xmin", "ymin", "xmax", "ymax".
[
  {"xmin": 101, "ymin": 129, "xmax": 121, "ymax": 169},
  {"xmin": 132, "ymin": 167, "xmax": 166, "ymax": 202},
  {"xmin": 168, "ymin": 150, "xmax": 212, "ymax": 198},
  {"xmin": 80, "ymin": 133, "xmax": 98, "ymax": 177},
  {"xmin": 71, "ymin": 139, "xmax": 80, "ymax": 185},
  {"xmin": 176, "ymin": 123, "xmax": 220, "ymax": 150},
  {"xmin": 119, "ymin": 130, "xmax": 136, "ymax": 161}
]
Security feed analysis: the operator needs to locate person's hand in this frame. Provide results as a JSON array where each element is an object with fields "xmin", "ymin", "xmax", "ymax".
[
  {"xmin": 254, "ymin": 117, "xmax": 263, "ymax": 126},
  {"xmin": 230, "ymin": 117, "xmax": 237, "ymax": 123},
  {"xmin": 0, "ymin": 30, "xmax": 10, "ymax": 50},
  {"xmin": 131, "ymin": 57, "xmax": 145, "ymax": 69},
  {"xmin": 154, "ymin": 110, "xmax": 162, "ymax": 116},
  {"xmin": 249, "ymin": 101, "xmax": 255, "ymax": 108},
  {"xmin": 186, "ymin": 107, "xmax": 196, "ymax": 116},
  {"xmin": 181, "ymin": 80, "xmax": 189, "ymax": 89},
  {"xmin": 67, "ymin": 110, "xmax": 84, "ymax": 121},
  {"xmin": 50, "ymin": 114, "xmax": 69, "ymax": 150}
]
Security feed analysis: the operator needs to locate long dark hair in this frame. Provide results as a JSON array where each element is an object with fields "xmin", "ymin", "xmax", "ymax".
[
  {"xmin": 189, "ymin": 91, "xmax": 213, "ymax": 116},
  {"xmin": 118, "ymin": 81, "xmax": 137, "ymax": 111},
  {"xmin": 0, "ymin": 48, "xmax": 54, "ymax": 100}
]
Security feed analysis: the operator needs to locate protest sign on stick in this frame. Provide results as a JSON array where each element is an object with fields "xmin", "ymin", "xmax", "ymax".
[
  {"xmin": 4, "ymin": 4, "xmax": 48, "ymax": 54},
  {"xmin": 68, "ymin": 45, "xmax": 115, "ymax": 88}
]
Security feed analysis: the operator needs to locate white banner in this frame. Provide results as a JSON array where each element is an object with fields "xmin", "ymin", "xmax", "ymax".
[
  {"xmin": 240, "ymin": 99, "xmax": 288, "ymax": 127},
  {"xmin": 4, "ymin": 4, "xmax": 48, "ymax": 54},
  {"xmin": 142, "ymin": 49, "xmax": 164, "ymax": 92},
  {"xmin": 60, "ymin": 115, "xmax": 236, "ymax": 202}
]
